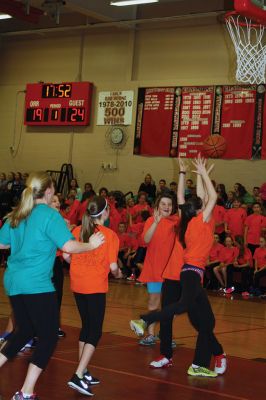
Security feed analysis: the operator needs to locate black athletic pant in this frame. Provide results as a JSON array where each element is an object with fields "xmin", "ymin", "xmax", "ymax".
[
  {"xmin": 141, "ymin": 270, "xmax": 223, "ymax": 368},
  {"xmin": 74, "ymin": 293, "xmax": 106, "ymax": 347},
  {"xmin": 160, "ymin": 280, "xmax": 182, "ymax": 360},
  {"xmin": 1, "ymin": 292, "xmax": 59, "ymax": 369},
  {"xmin": 52, "ymin": 256, "xmax": 64, "ymax": 312},
  {"xmin": 254, "ymin": 269, "xmax": 266, "ymax": 289},
  {"xmin": 226, "ymin": 265, "xmax": 251, "ymax": 291}
]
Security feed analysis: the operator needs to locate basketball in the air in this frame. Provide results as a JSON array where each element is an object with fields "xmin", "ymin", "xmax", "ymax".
[{"xmin": 202, "ymin": 134, "xmax": 226, "ymax": 158}]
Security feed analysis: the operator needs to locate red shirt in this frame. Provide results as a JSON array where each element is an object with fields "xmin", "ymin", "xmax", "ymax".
[
  {"xmin": 253, "ymin": 247, "xmax": 266, "ymax": 269},
  {"xmin": 225, "ymin": 208, "xmax": 247, "ymax": 238},
  {"xmin": 117, "ymin": 232, "xmax": 132, "ymax": 251},
  {"xmin": 219, "ymin": 246, "xmax": 238, "ymax": 265},
  {"xmin": 209, "ymin": 242, "xmax": 224, "ymax": 262},
  {"xmin": 213, "ymin": 205, "xmax": 226, "ymax": 234},
  {"xmin": 237, "ymin": 247, "xmax": 253, "ymax": 267},
  {"xmin": 139, "ymin": 215, "xmax": 179, "ymax": 282},
  {"xmin": 245, "ymin": 214, "xmax": 266, "ymax": 245},
  {"xmin": 184, "ymin": 212, "xmax": 215, "ymax": 269},
  {"xmin": 65, "ymin": 199, "xmax": 80, "ymax": 225},
  {"xmin": 128, "ymin": 221, "xmax": 146, "ymax": 247},
  {"xmin": 132, "ymin": 203, "xmax": 152, "ymax": 223}
]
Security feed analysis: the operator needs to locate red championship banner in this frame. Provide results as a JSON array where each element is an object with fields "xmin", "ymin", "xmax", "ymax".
[
  {"xmin": 176, "ymin": 86, "xmax": 214, "ymax": 158},
  {"xmin": 218, "ymin": 85, "xmax": 257, "ymax": 159},
  {"xmin": 133, "ymin": 88, "xmax": 175, "ymax": 156},
  {"xmin": 134, "ymin": 85, "xmax": 266, "ymax": 159}
]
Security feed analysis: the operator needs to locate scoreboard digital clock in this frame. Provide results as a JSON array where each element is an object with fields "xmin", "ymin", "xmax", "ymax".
[{"xmin": 24, "ymin": 82, "xmax": 93, "ymax": 126}]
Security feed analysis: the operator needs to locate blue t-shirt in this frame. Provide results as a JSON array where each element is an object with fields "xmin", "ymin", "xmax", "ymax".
[{"xmin": 0, "ymin": 204, "xmax": 73, "ymax": 296}]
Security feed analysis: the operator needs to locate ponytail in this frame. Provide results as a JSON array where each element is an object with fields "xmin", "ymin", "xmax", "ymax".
[
  {"xmin": 80, "ymin": 196, "xmax": 107, "ymax": 243},
  {"xmin": 6, "ymin": 171, "xmax": 53, "ymax": 228}
]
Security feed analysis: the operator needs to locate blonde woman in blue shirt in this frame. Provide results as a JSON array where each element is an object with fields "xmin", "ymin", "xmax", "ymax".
[{"xmin": 0, "ymin": 172, "xmax": 104, "ymax": 400}]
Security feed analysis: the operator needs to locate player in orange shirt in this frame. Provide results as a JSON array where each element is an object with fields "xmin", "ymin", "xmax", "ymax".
[
  {"xmin": 130, "ymin": 156, "xmax": 226, "ymax": 378},
  {"xmin": 137, "ymin": 193, "xmax": 178, "ymax": 346},
  {"xmin": 65, "ymin": 196, "xmax": 122, "ymax": 396}
]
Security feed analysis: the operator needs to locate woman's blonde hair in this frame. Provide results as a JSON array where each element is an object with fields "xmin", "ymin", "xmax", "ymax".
[{"xmin": 6, "ymin": 171, "xmax": 53, "ymax": 228}]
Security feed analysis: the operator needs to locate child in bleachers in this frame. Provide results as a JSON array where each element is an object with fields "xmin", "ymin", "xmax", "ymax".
[
  {"xmin": 227, "ymin": 236, "xmax": 253, "ymax": 297},
  {"xmin": 213, "ymin": 236, "xmax": 238, "ymax": 292},
  {"xmin": 131, "ymin": 192, "xmax": 152, "ymax": 223},
  {"xmin": 244, "ymin": 203, "xmax": 266, "ymax": 255},
  {"xmin": 205, "ymin": 234, "xmax": 224, "ymax": 290},
  {"xmin": 253, "ymin": 236, "xmax": 266, "ymax": 295},
  {"xmin": 225, "ymin": 199, "xmax": 247, "ymax": 239},
  {"xmin": 127, "ymin": 210, "xmax": 151, "ymax": 280}
]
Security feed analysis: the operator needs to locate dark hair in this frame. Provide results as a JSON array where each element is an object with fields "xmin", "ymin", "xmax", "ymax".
[
  {"xmin": 178, "ymin": 196, "xmax": 203, "ymax": 249},
  {"xmin": 80, "ymin": 196, "xmax": 107, "ymax": 242},
  {"xmin": 137, "ymin": 191, "xmax": 147, "ymax": 201},
  {"xmin": 140, "ymin": 209, "xmax": 151, "ymax": 221},
  {"xmin": 234, "ymin": 235, "xmax": 245, "ymax": 259},
  {"xmin": 99, "ymin": 187, "xmax": 108, "ymax": 196},
  {"xmin": 155, "ymin": 192, "xmax": 176, "ymax": 215},
  {"xmin": 235, "ymin": 182, "xmax": 247, "ymax": 198},
  {"xmin": 159, "ymin": 179, "xmax": 166, "ymax": 184},
  {"xmin": 81, "ymin": 190, "xmax": 96, "ymax": 202},
  {"xmin": 170, "ymin": 181, "xmax": 177, "ymax": 186}
]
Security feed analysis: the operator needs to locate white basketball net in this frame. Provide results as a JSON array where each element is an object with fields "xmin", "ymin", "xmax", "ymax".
[{"xmin": 226, "ymin": 15, "xmax": 266, "ymax": 84}]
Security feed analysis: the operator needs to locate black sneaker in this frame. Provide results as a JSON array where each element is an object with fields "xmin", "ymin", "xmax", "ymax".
[
  {"xmin": 68, "ymin": 374, "xmax": 94, "ymax": 396},
  {"xmin": 83, "ymin": 372, "xmax": 100, "ymax": 385},
  {"xmin": 58, "ymin": 329, "xmax": 66, "ymax": 338}
]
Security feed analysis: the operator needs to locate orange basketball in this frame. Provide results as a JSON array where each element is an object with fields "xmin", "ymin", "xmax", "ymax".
[{"xmin": 202, "ymin": 134, "xmax": 226, "ymax": 158}]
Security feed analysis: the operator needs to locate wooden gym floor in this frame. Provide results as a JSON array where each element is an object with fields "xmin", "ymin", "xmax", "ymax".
[{"xmin": 0, "ymin": 270, "xmax": 266, "ymax": 400}]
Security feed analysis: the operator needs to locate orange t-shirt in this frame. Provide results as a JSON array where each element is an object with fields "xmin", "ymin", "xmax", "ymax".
[
  {"xmin": 162, "ymin": 237, "xmax": 184, "ymax": 281},
  {"xmin": 139, "ymin": 215, "xmax": 179, "ymax": 282},
  {"xmin": 70, "ymin": 225, "xmax": 119, "ymax": 294},
  {"xmin": 253, "ymin": 247, "xmax": 266, "ymax": 269},
  {"xmin": 132, "ymin": 203, "xmax": 152, "ymax": 223},
  {"xmin": 184, "ymin": 212, "xmax": 215, "ymax": 270}
]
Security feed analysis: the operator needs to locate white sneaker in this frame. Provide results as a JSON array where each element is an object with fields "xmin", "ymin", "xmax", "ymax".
[
  {"xmin": 150, "ymin": 356, "xmax": 173, "ymax": 369},
  {"xmin": 214, "ymin": 353, "xmax": 227, "ymax": 374}
]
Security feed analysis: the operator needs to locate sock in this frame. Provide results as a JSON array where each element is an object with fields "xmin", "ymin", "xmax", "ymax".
[{"xmin": 192, "ymin": 363, "xmax": 199, "ymax": 368}]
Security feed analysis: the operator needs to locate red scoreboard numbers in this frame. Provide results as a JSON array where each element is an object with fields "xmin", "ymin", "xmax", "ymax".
[{"xmin": 24, "ymin": 82, "xmax": 93, "ymax": 126}]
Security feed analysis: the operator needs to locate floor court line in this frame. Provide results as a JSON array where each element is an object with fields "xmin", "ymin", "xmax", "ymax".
[{"xmin": 51, "ymin": 355, "xmax": 248, "ymax": 400}]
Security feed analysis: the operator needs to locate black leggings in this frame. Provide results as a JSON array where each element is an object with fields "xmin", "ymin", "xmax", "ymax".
[
  {"xmin": 254, "ymin": 269, "xmax": 266, "ymax": 289},
  {"xmin": 226, "ymin": 265, "xmax": 251, "ymax": 291},
  {"xmin": 74, "ymin": 292, "xmax": 106, "ymax": 347},
  {"xmin": 52, "ymin": 256, "xmax": 64, "ymax": 312},
  {"xmin": 1, "ymin": 292, "xmax": 59, "ymax": 369},
  {"xmin": 141, "ymin": 270, "xmax": 223, "ymax": 368},
  {"xmin": 160, "ymin": 279, "xmax": 182, "ymax": 360}
]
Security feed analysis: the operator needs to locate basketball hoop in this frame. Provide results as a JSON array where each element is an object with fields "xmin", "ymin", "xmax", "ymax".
[{"xmin": 224, "ymin": 11, "xmax": 266, "ymax": 84}]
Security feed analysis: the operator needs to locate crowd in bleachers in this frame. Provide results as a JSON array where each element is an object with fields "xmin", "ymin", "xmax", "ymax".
[{"xmin": 1, "ymin": 171, "xmax": 266, "ymax": 297}]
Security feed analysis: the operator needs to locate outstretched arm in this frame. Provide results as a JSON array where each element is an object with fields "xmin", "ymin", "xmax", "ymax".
[
  {"xmin": 177, "ymin": 158, "xmax": 188, "ymax": 207},
  {"xmin": 192, "ymin": 155, "xmax": 216, "ymax": 222}
]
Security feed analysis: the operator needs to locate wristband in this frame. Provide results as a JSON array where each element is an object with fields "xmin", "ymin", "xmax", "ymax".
[{"xmin": 179, "ymin": 171, "xmax": 186, "ymax": 175}]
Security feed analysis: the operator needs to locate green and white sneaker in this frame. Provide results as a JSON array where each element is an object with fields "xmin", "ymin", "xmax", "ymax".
[
  {"xmin": 130, "ymin": 319, "xmax": 147, "ymax": 337},
  {"xmin": 187, "ymin": 365, "xmax": 218, "ymax": 378}
]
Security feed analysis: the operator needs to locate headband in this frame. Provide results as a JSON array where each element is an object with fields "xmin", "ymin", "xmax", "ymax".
[{"xmin": 89, "ymin": 199, "xmax": 108, "ymax": 218}]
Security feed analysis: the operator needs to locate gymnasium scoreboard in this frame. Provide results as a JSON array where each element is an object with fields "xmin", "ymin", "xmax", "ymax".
[{"xmin": 24, "ymin": 82, "xmax": 93, "ymax": 126}]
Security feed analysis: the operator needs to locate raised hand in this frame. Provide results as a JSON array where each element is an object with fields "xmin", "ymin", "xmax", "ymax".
[
  {"xmin": 178, "ymin": 157, "xmax": 188, "ymax": 173},
  {"xmin": 153, "ymin": 208, "xmax": 162, "ymax": 224}
]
